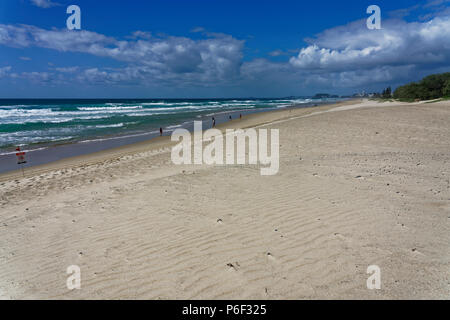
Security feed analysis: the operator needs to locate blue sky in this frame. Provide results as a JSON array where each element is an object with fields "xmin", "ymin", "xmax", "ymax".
[{"xmin": 0, "ymin": 0, "xmax": 449, "ymax": 98}]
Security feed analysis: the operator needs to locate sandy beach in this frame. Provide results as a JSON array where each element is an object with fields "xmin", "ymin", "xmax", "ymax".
[{"xmin": 0, "ymin": 99, "xmax": 449, "ymax": 299}]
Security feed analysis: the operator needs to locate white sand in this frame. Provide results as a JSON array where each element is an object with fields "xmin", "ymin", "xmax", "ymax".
[{"xmin": 0, "ymin": 99, "xmax": 449, "ymax": 299}]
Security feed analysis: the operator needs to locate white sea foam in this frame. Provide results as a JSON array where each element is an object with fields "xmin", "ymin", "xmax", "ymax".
[
  {"xmin": 88, "ymin": 123, "xmax": 125, "ymax": 129},
  {"xmin": 166, "ymin": 124, "xmax": 182, "ymax": 129},
  {"xmin": 77, "ymin": 106, "xmax": 143, "ymax": 111},
  {"xmin": 0, "ymin": 99, "xmax": 330, "ymax": 151}
]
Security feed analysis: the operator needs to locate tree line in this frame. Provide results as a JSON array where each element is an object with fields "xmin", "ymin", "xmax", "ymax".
[{"xmin": 393, "ymin": 72, "xmax": 450, "ymax": 101}]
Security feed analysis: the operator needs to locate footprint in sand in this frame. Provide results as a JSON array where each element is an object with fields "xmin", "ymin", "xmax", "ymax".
[
  {"xmin": 226, "ymin": 263, "xmax": 238, "ymax": 271},
  {"xmin": 333, "ymin": 232, "xmax": 353, "ymax": 247},
  {"xmin": 397, "ymin": 223, "xmax": 408, "ymax": 230},
  {"xmin": 224, "ymin": 262, "xmax": 249, "ymax": 293},
  {"xmin": 411, "ymin": 248, "xmax": 423, "ymax": 255},
  {"xmin": 266, "ymin": 252, "xmax": 279, "ymax": 264}
]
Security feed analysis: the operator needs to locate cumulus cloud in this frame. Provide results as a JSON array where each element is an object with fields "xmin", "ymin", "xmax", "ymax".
[
  {"xmin": 289, "ymin": 16, "xmax": 450, "ymax": 73},
  {"xmin": 239, "ymin": 16, "xmax": 450, "ymax": 92},
  {"xmin": 1, "ymin": 6, "xmax": 450, "ymax": 95},
  {"xmin": 244, "ymin": 13, "xmax": 450, "ymax": 92},
  {"xmin": 20, "ymin": 71, "xmax": 54, "ymax": 82},
  {"xmin": 0, "ymin": 24, "xmax": 115, "ymax": 52},
  {"xmin": 7, "ymin": 70, "xmax": 62, "ymax": 85},
  {"xmin": 0, "ymin": 24, "xmax": 244, "ymax": 86},
  {"xmin": 309, "ymin": 65, "xmax": 416, "ymax": 88},
  {"xmin": 128, "ymin": 31, "xmax": 152, "ymax": 40}
]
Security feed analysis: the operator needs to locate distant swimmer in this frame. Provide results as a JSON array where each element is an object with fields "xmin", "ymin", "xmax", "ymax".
[{"xmin": 160, "ymin": 127, "xmax": 163, "ymax": 136}]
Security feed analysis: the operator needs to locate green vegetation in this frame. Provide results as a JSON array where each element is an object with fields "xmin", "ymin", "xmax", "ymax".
[
  {"xmin": 381, "ymin": 86, "xmax": 392, "ymax": 99},
  {"xmin": 367, "ymin": 86, "xmax": 392, "ymax": 100},
  {"xmin": 393, "ymin": 72, "xmax": 450, "ymax": 101}
]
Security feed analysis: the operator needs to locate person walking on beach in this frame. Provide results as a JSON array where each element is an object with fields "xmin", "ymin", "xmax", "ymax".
[
  {"xmin": 229, "ymin": 115, "xmax": 232, "ymax": 121},
  {"xmin": 160, "ymin": 127, "xmax": 163, "ymax": 136},
  {"xmin": 240, "ymin": 113, "xmax": 242, "ymax": 120},
  {"xmin": 212, "ymin": 117, "xmax": 216, "ymax": 128}
]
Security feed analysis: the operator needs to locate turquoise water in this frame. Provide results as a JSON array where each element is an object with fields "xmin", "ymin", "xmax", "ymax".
[{"xmin": 0, "ymin": 98, "xmax": 338, "ymax": 154}]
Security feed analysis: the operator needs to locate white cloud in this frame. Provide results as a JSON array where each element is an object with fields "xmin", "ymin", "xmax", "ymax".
[
  {"xmin": 1, "ymin": 8, "xmax": 450, "ymax": 95},
  {"xmin": 30, "ymin": 0, "xmax": 59, "ymax": 8},
  {"xmin": 240, "ymin": 13, "xmax": 450, "ymax": 93},
  {"xmin": 0, "ymin": 24, "xmax": 244, "ymax": 86},
  {"xmin": 290, "ymin": 16, "xmax": 450, "ymax": 72},
  {"xmin": 0, "ymin": 66, "xmax": 12, "ymax": 78},
  {"xmin": 54, "ymin": 66, "xmax": 79, "ymax": 73},
  {"xmin": 7, "ymin": 70, "xmax": 61, "ymax": 85},
  {"xmin": 128, "ymin": 31, "xmax": 152, "ymax": 40}
]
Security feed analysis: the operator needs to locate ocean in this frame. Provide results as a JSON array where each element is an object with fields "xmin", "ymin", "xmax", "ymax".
[{"xmin": 0, "ymin": 98, "xmax": 342, "ymax": 173}]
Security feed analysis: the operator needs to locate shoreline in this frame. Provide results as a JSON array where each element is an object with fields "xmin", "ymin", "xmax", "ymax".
[
  {"xmin": 0, "ymin": 98, "xmax": 339, "ymax": 159},
  {"xmin": 0, "ymin": 99, "xmax": 355, "ymax": 180}
]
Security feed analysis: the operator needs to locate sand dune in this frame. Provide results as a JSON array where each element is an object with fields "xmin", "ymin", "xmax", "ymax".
[{"xmin": 0, "ymin": 99, "xmax": 449, "ymax": 299}]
